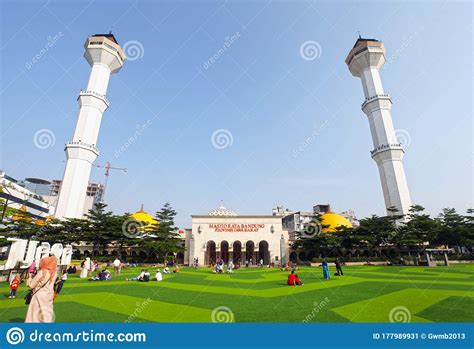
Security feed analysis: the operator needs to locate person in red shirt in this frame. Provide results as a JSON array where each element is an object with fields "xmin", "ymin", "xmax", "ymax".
[
  {"xmin": 9, "ymin": 274, "xmax": 21, "ymax": 298},
  {"xmin": 294, "ymin": 274, "xmax": 303, "ymax": 286},
  {"xmin": 287, "ymin": 271, "xmax": 296, "ymax": 285}
]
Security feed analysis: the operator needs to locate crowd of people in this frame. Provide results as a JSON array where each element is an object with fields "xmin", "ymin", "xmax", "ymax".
[
  {"xmin": 209, "ymin": 258, "xmax": 278, "ymax": 271},
  {"xmin": 285, "ymin": 259, "xmax": 345, "ymax": 285},
  {"xmin": 125, "ymin": 264, "xmax": 180, "ymax": 282},
  {"xmin": 5, "ymin": 252, "xmax": 348, "ymax": 323},
  {"xmin": 211, "ymin": 259, "xmax": 234, "ymax": 273},
  {"xmin": 6, "ymin": 255, "xmax": 74, "ymax": 323}
]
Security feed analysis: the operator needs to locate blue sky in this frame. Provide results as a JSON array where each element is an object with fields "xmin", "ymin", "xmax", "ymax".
[{"xmin": 0, "ymin": 0, "xmax": 472, "ymax": 227}]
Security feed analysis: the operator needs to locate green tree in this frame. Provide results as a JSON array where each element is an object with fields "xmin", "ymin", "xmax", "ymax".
[
  {"xmin": 354, "ymin": 214, "xmax": 398, "ymax": 257},
  {"xmin": 435, "ymin": 208, "xmax": 473, "ymax": 249},
  {"xmin": 291, "ymin": 214, "xmax": 335, "ymax": 258},
  {"xmin": 82, "ymin": 202, "xmax": 116, "ymax": 255},
  {"xmin": 396, "ymin": 205, "xmax": 439, "ymax": 250},
  {"xmin": 145, "ymin": 202, "xmax": 183, "ymax": 264}
]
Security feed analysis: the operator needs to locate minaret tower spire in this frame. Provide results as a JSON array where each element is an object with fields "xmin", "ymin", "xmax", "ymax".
[
  {"xmin": 55, "ymin": 34, "xmax": 126, "ymax": 219},
  {"xmin": 345, "ymin": 38, "xmax": 412, "ymax": 218}
]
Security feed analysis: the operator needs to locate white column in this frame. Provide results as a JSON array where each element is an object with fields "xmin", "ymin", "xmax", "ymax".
[
  {"xmin": 55, "ymin": 35, "xmax": 125, "ymax": 219},
  {"xmin": 346, "ymin": 39, "xmax": 412, "ymax": 218}
]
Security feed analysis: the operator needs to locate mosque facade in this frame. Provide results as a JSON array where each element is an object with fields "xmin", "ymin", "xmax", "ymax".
[{"xmin": 184, "ymin": 204, "xmax": 354, "ymax": 267}]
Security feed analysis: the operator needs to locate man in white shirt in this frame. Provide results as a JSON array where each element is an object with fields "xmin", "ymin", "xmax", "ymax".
[
  {"xmin": 155, "ymin": 269, "xmax": 163, "ymax": 282},
  {"xmin": 113, "ymin": 258, "xmax": 121, "ymax": 276}
]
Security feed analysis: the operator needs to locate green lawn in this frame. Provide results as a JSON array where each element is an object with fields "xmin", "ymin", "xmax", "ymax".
[{"xmin": 0, "ymin": 264, "xmax": 472, "ymax": 323}]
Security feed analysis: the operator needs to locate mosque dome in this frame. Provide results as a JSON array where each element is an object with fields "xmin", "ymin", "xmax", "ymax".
[
  {"xmin": 130, "ymin": 204, "xmax": 158, "ymax": 227},
  {"xmin": 320, "ymin": 212, "xmax": 352, "ymax": 233},
  {"xmin": 35, "ymin": 215, "xmax": 52, "ymax": 226},
  {"xmin": 11, "ymin": 204, "xmax": 32, "ymax": 223},
  {"xmin": 208, "ymin": 203, "xmax": 238, "ymax": 217}
]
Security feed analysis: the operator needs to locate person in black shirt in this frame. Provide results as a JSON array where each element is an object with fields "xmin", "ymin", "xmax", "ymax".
[{"xmin": 335, "ymin": 259, "xmax": 344, "ymax": 276}]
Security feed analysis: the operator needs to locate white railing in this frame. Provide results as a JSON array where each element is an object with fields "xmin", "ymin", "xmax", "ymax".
[
  {"xmin": 79, "ymin": 90, "xmax": 109, "ymax": 105},
  {"xmin": 370, "ymin": 143, "xmax": 403, "ymax": 155},
  {"xmin": 65, "ymin": 141, "xmax": 99, "ymax": 153}
]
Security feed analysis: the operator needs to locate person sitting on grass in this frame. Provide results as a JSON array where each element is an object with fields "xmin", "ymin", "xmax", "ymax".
[
  {"xmin": 67, "ymin": 265, "xmax": 77, "ymax": 274},
  {"xmin": 89, "ymin": 269, "xmax": 108, "ymax": 281},
  {"xmin": 153, "ymin": 269, "xmax": 163, "ymax": 281},
  {"xmin": 294, "ymin": 274, "xmax": 303, "ymax": 286},
  {"xmin": 8, "ymin": 274, "xmax": 21, "ymax": 298},
  {"xmin": 287, "ymin": 271, "xmax": 296, "ymax": 286},
  {"xmin": 126, "ymin": 269, "xmax": 146, "ymax": 281},
  {"xmin": 139, "ymin": 270, "xmax": 150, "ymax": 282},
  {"xmin": 163, "ymin": 267, "xmax": 170, "ymax": 274},
  {"xmin": 227, "ymin": 260, "xmax": 234, "ymax": 273},
  {"xmin": 89, "ymin": 272, "xmax": 101, "ymax": 281}
]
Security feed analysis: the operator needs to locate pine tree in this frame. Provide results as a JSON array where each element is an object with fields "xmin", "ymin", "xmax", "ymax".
[
  {"xmin": 83, "ymin": 202, "xmax": 115, "ymax": 255},
  {"xmin": 145, "ymin": 202, "xmax": 183, "ymax": 264}
]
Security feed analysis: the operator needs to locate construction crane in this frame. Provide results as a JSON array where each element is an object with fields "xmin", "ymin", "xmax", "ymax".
[{"xmin": 93, "ymin": 162, "xmax": 127, "ymax": 202}]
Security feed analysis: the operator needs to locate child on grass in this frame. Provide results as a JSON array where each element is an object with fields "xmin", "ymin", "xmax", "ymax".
[{"xmin": 9, "ymin": 274, "xmax": 21, "ymax": 298}]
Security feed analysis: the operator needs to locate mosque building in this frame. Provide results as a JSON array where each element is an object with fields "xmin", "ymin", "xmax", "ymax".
[{"xmin": 184, "ymin": 203, "xmax": 355, "ymax": 267}]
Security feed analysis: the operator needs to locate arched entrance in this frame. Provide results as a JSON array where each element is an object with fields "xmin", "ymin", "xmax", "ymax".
[
  {"xmin": 177, "ymin": 252, "xmax": 184, "ymax": 264},
  {"xmin": 233, "ymin": 241, "xmax": 242, "ymax": 264},
  {"xmin": 221, "ymin": 241, "xmax": 229, "ymax": 263},
  {"xmin": 245, "ymin": 241, "xmax": 255, "ymax": 265},
  {"xmin": 258, "ymin": 240, "xmax": 270, "ymax": 265},
  {"xmin": 289, "ymin": 251, "xmax": 298, "ymax": 263},
  {"xmin": 206, "ymin": 241, "xmax": 216, "ymax": 265}
]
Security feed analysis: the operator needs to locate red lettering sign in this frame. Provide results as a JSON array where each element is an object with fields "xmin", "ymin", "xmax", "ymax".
[{"xmin": 208, "ymin": 223, "xmax": 265, "ymax": 232}]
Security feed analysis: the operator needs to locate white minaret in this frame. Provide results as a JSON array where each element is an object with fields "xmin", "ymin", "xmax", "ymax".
[
  {"xmin": 55, "ymin": 34, "xmax": 126, "ymax": 219},
  {"xmin": 346, "ymin": 38, "xmax": 412, "ymax": 218}
]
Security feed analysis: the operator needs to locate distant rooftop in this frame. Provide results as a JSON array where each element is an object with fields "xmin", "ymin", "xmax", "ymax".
[
  {"xmin": 352, "ymin": 37, "xmax": 379, "ymax": 49},
  {"xmin": 91, "ymin": 33, "xmax": 119, "ymax": 44}
]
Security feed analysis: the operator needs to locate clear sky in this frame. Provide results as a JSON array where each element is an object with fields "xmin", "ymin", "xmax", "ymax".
[{"xmin": 0, "ymin": 0, "xmax": 472, "ymax": 228}]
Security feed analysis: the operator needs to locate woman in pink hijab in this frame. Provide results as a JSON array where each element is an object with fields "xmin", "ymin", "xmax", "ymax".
[
  {"xmin": 25, "ymin": 256, "xmax": 57, "ymax": 323},
  {"xmin": 27, "ymin": 259, "xmax": 36, "ymax": 276}
]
